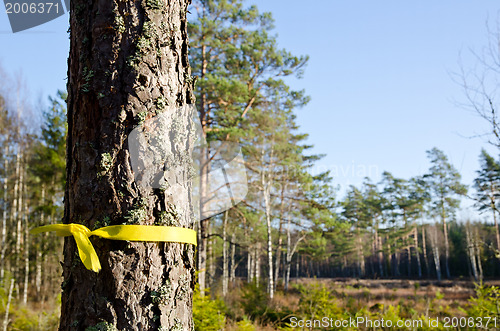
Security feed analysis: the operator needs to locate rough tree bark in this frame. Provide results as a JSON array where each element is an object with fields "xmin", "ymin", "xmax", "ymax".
[{"xmin": 60, "ymin": 0, "xmax": 196, "ymax": 329}]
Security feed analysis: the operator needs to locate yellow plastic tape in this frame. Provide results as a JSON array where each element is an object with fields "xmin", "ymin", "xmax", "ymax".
[{"xmin": 31, "ymin": 224, "xmax": 197, "ymax": 273}]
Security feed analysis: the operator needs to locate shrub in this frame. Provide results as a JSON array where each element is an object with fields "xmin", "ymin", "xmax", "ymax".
[
  {"xmin": 240, "ymin": 282, "xmax": 269, "ymax": 322},
  {"xmin": 193, "ymin": 285, "xmax": 226, "ymax": 331},
  {"xmin": 239, "ymin": 282, "xmax": 293, "ymax": 327},
  {"xmin": 462, "ymin": 283, "xmax": 500, "ymax": 319},
  {"xmin": 235, "ymin": 316, "xmax": 256, "ymax": 331},
  {"xmin": 296, "ymin": 283, "xmax": 344, "ymax": 321}
]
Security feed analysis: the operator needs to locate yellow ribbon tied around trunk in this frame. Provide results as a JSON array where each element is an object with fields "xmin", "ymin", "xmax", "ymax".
[{"xmin": 31, "ymin": 224, "xmax": 197, "ymax": 273}]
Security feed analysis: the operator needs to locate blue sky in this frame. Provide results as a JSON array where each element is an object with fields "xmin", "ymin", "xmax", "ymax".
[{"xmin": 1, "ymin": 1, "xmax": 500, "ymax": 218}]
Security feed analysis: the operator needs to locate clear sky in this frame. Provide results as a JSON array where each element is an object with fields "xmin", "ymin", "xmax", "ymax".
[{"xmin": 1, "ymin": 1, "xmax": 500, "ymax": 218}]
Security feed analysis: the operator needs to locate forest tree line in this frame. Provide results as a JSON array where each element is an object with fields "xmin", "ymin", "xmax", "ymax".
[{"xmin": 0, "ymin": 0, "xmax": 500, "ymax": 313}]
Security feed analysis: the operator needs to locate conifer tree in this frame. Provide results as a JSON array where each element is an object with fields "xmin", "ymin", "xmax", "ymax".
[
  {"xmin": 424, "ymin": 147, "xmax": 467, "ymax": 279},
  {"xmin": 474, "ymin": 149, "xmax": 500, "ymax": 252},
  {"xmin": 341, "ymin": 186, "xmax": 369, "ymax": 277},
  {"xmin": 188, "ymin": 0, "xmax": 308, "ymax": 294},
  {"xmin": 362, "ymin": 179, "xmax": 385, "ymax": 277}
]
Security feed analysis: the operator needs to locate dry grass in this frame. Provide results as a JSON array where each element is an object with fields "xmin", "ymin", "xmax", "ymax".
[{"xmin": 283, "ymin": 278, "xmax": 483, "ymax": 317}]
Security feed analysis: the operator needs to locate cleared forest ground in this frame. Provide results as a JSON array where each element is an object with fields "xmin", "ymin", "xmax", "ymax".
[
  {"xmin": 217, "ymin": 278, "xmax": 500, "ymax": 330},
  {"xmin": 295, "ymin": 278, "xmax": 478, "ymax": 314}
]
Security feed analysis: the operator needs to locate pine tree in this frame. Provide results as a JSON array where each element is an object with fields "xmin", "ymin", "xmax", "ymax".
[
  {"xmin": 341, "ymin": 186, "xmax": 369, "ymax": 277},
  {"xmin": 59, "ymin": 0, "xmax": 196, "ymax": 328},
  {"xmin": 380, "ymin": 172, "xmax": 426, "ymax": 277},
  {"xmin": 242, "ymin": 95, "xmax": 308, "ymax": 297},
  {"xmin": 424, "ymin": 147, "xmax": 467, "ymax": 279},
  {"xmin": 474, "ymin": 149, "xmax": 500, "ymax": 253},
  {"xmin": 188, "ymin": 0, "xmax": 308, "ymax": 295},
  {"xmin": 362, "ymin": 179, "xmax": 385, "ymax": 277}
]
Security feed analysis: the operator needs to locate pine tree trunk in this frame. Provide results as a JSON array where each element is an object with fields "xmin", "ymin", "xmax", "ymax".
[
  {"xmin": 429, "ymin": 226, "xmax": 441, "ymax": 281},
  {"xmin": 208, "ymin": 222, "xmax": 215, "ymax": 288},
  {"xmin": 22, "ymin": 202, "xmax": 29, "ymax": 305},
  {"xmin": 358, "ymin": 234, "xmax": 365, "ymax": 277},
  {"xmin": 230, "ymin": 233, "xmax": 236, "ymax": 285},
  {"xmin": 386, "ymin": 241, "xmax": 391, "ymax": 277},
  {"xmin": 466, "ymin": 225, "xmax": 478, "ymax": 281},
  {"xmin": 255, "ymin": 243, "xmax": 261, "ymax": 284},
  {"xmin": 222, "ymin": 211, "xmax": 228, "ymax": 296},
  {"xmin": 422, "ymin": 225, "xmax": 430, "ymax": 278},
  {"xmin": 441, "ymin": 204, "xmax": 451, "ymax": 279},
  {"xmin": 198, "ymin": 218, "xmax": 208, "ymax": 296},
  {"xmin": 296, "ymin": 255, "xmax": 300, "ymax": 278},
  {"xmin": 285, "ymin": 215, "xmax": 291, "ymax": 291},
  {"xmin": 407, "ymin": 246, "xmax": 411, "ymax": 277},
  {"xmin": 465, "ymin": 245, "xmax": 472, "ymax": 279},
  {"xmin": 60, "ymin": 0, "xmax": 196, "ymax": 328},
  {"xmin": 492, "ymin": 205, "xmax": 500, "ymax": 254},
  {"xmin": 262, "ymin": 171, "xmax": 273, "ymax": 298},
  {"xmin": 284, "ymin": 232, "xmax": 303, "ymax": 291},
  {"xmin": 284, "ymin": 261, "xmax": 291, "ymax": 291},
  {"xmin": 247, "ymin": 246, "xmax": 253, "ymax": 282},
  {"xmin": 377, "ymin": 235, "xmax": 384, "ymax": 277},
  {"xmin": 414, "ymin": 227, "xmax": 422, "ymax": 278},
  {"xmin": 394, "ymin": 251, "xmax": 400, "ymax": 277},
  {"xmin": 273, "ymin": 184, "xmax": 285, "ymax": 291},
  {"xmin": 474, "ymin": 227, "xmax": 483, "ymax": 281},
  {"xmin": 372, "ymin": 230, "xmax": 376, "ymax": 275},
  {"xmin": 403, "ymin": 215, "xmax": 411, "ymax": 277},
  {"xmin": 375, "ymin": 228, "xmax": 383, "ymax": 277}
]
